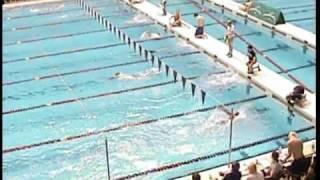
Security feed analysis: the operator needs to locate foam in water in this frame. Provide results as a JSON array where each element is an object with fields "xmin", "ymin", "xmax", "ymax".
[
  {"xmin": 126, "ymin": 14, "xmax": 151, "ymax": 24},
  {"xmin": 198, "ymin": 70, "xmax": 245, "ymax": 91},
  {"xmin": 140, "ymin": 31, "xmax": 161, "ymax": 40}
]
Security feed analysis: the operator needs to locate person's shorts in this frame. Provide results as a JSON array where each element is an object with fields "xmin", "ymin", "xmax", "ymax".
[
  {"xmin": 195, "ymin": 26, "xmax": 204, "ymax": 36},
  {"xmin": 288, "ymin": 158, "xmax": 310, "ymax": 174}
]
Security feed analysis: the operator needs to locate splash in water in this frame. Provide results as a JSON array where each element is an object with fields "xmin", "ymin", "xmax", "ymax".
[
  {"xmin": 110, "ymin": 68, "xmax": 160, "ymax": 80},
  {"xmin": 198, "ymin": 70, "xmax": 245, "ymax": 91},
  {"xmin": 126, "ymin": 14, "xmax": 151, "ymax": 24},
  {"xmin": 140, "ymin": 31, "xmax": 161, "ymax": 40}
]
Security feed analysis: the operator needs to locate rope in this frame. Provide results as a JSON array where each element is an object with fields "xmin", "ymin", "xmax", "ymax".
[
  {"xmin": 115, "ymin": 125, "xmax": 314, "ymax": 179},
  {"xmin": 188, "ymin": 0, "xmax": 314, "ymax": 93},
  {"xmin": 3, "ymin": 60, "xmax": 147, "ymax": 86},
  {"xmin": 3, "ymin": 94, "xmax": 267, "ymax": 154},
  {"xmin": 5, "ymin": 7, "xmax": 81, "ymax": 20},
  {"xmin": 4, "ymin": 29, "xmax": 105, "ymax": 46},
  {"xmin": 3, "ymin": 35, "xmax": 175, "ymax": 64},
  {"xmin": 3, "ymin": 17, "xmax": 91, "ymax": 32},
  {"xmin": 3, "ymin": 80, "xmax": 182, "ymax": 115}
]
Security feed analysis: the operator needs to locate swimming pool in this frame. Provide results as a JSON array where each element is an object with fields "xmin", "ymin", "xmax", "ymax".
[{"xmin": 2, "ymin": 0, "xmax": 315, "ymax": 179}]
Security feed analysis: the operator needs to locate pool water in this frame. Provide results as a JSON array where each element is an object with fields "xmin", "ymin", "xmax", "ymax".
[{"xmin": 2, "ymin": 0, "xmax": 315, "ymax": 179}]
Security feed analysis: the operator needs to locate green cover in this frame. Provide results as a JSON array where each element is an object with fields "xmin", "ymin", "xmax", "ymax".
[{"xmin": 248, "ymin": 2, "xmax": 286, "ymax": 25}]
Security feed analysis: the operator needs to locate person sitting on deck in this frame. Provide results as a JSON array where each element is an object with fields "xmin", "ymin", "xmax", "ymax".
[
  {"xmin": 129, "ymin": 0, "xmax": 143, "ymax": 4},
  {"xmin": 169, "ymin": 9, "xmax": 182, "ymax": 27},
  {"xmin": 262, "ymin": 151, "xmax": 284, "ymax": 180},
  {"xmin": 194, "ymin": 13, "xmax": 207, "ymax": 39},
  {"xmin": 286, "ymin": 85, "xmax": 307, "ymax": 107},
  {"xmin": 246, "ymin": 45, "xmax": 260, "ymax": 74},
  {"xmin": 247, "ymin": 163, "xmax": 264, "ymax": 180},
  {"xmin": 219, "ymin": 161, "xmax": 242, "ymax": 180},
  {"xmin": 191, "ymin": 172, "xmax": 201, "ymax": 180},
  {"xmin": 282, "ymin": 131, "xmax": 310, "ymax": 179},
  {"xmin": 240, "ymin": 0, "xmax": 254, "ymax": 13}
]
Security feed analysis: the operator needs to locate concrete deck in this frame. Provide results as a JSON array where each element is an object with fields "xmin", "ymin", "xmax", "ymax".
[
  {"xmin": 208, "ymin": 0, "xmax": 316, "ymax": 49},
  {"xmin": 120, "ymin": 0, "xmax": 316, "ymax": 124}
]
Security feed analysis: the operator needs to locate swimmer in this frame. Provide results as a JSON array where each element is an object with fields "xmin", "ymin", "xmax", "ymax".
[
  {"xmin": 110, "ymin": 69, "xmax": 159, "ymax": 80},
  {"xmin": 169, "ymin": 9, "xmax": 182, "ymax": 27},
  {"xmin": 109, "ymin": 72, "xmax": 137, "ymax": 80},
  {"xmin": 140, "ymin": 31, "xmax": 161, "ymax": 40},
  {"xmin": 240, "ymin": 0, "xmax": 254, "ymax": 13}
]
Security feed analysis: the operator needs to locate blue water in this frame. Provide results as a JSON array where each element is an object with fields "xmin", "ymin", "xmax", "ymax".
[{"xmin": 3, "ymin": 0, "xmax": 315, "ymax": 179}]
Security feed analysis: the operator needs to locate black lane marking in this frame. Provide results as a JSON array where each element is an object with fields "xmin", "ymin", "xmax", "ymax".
[
  {"xmin": 217, "ymin": 31, "xmax": 262, "ymax": 40},
  {"xmin": 286, "ymin": 17, "xmax": 315, "ymax": 22},
  {"xmin": 4, "ymin": 1, "xmax": 119, "ymax": 19},
  {"xmin": 4, "ymin": 22, "xmax": 158, "ymax": 46},
  {"xmin": 4, "ymin": 7, "xmax": 82, "ymax": 20},
  {"xmin": 3, "ymin": 60, "xmax": 147, "ymax": 86},
  {"xmin": 115, "ymin": 125, "xmax": 314, "ymax": 179},
  {"xmin": 3, "ymin": 42, "xmax": 126, "ymax": 64},
  {"xmin": 277, "ymin": 63, "xmax": 315, "ymax": 74},
  {"xmin": 278, "ymin": 4, "xmax": 314, "ymax": 10},
  {"xmin": 3, "ymin": 80, "xmax": 178, "ymax": 115},
  {"xmin": 4, "ymin": 29, "xmax": 106, "ymax": 46},
  {"xmin": 2, "ymin": 94, "xmax": 267, "ymax": 154},
  {"xmin": 3, "ymin": 43, "xmax": 194, "ymax": 86},
  {"xmin": 3, "ymin": 0, "xmax": 74, "ymax": 10},
  {"xmin": 284, "ymin": 8, "xmax": 315, "ymax": 15},
  {"xmin": 3, "ymin": 17, "xmax": 92, "ymax": 32},
  {"xmin": 159, "ymin": 51, "xmax": 200, "ymax": 59}
]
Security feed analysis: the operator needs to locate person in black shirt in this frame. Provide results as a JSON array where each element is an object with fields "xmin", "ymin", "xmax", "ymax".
[
  {"xmin": 246, "ymin": 45, "xmax": 257, "ymax": 74},
  {"xmin": 219, "ymin": 161, "xmax": 242, "ymax": 180}
]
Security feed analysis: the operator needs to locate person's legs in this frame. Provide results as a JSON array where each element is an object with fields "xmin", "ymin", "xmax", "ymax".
[{"xmin": 227, "ymin": 37, "xmax": 234, "ymax": 57}]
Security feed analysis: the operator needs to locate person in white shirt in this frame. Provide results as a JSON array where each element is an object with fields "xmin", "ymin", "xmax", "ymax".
[
  {"xmin": 225, "ymin": 20, "xmax": 235, "ymax": 57},
  {"xmin": 247, "ymin": 163, "xmax": 264, "ymax": 180},
  {"xmin": 262, "ymin": 151, "xmax": 284, "ymax": 179}
]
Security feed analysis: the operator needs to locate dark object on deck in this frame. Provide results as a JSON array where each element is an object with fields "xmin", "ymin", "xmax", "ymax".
[{"xmin": 192, "ymin": 172, "xmax": 201, "ymax": 180}]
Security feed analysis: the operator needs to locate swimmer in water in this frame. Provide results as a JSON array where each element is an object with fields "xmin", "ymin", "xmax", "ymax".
[
  {"xmin": 140, "ymin": 31, "xmax": 161, "ymax": 40},
  {"xmin": 109, "ymin": 72, "xmax": 136, "ymax": 80}
]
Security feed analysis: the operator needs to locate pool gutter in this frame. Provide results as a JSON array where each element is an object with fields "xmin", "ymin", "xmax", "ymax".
[{"xmin": 117, "ymin": 0, "xmax": 316, "ymax": 125}]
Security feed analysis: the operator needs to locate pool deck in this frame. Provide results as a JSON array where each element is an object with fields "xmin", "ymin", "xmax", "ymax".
[
  {"xmin": 121, "ymin": 0, "xmax": 316, "ymax": 124},
  {"xmin": 174, "ymin": 139, "xmax": 316, "ymax": 180},
  {"xmin": 208, "ymin": 0, "xmax": 316, "ymax": 49}
]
